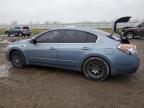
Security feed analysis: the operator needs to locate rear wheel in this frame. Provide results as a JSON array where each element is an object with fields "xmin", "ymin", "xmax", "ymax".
[
  {"xmin": 83, "ymin": 57, "xmax": 110, "ymax": 81},
  {"xmin": 125, "ymin": 32, "xmax": 135, "ymax": 40},
  {"xmin": 27, "ymin": 34, "xmax": 31, "ymax": 36},
  {"xmin": 10, "ymin": 51, "xmax": 26, "ymax": 69},
  {"xmin": 18, "ymin": 32, "xmax": 23, "ymax": 36}
]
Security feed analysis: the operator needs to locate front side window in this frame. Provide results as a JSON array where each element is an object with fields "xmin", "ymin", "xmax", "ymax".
[
  {"xmin": 62, "ymin": 30, "xmax": 88, "ymax": 43},
  {"xmin": 36, "ymin": 30, "xmax": 61, "ymax": 43}
]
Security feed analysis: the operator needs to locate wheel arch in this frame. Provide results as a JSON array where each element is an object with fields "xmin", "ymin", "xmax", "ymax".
[
  {"xmin": 18, "ymin": 31, "xmax": 22, "ymax": 33},
  {"xmin": 5, "ymin": 31, "xmax": 10, "ymax": 34},
  {"xmin": 18, "ymin": 31, "xmax": 23, "ymax": 36},
  {"xmin": 8, "ymin": 49, "xmax": 28, "ymax": 64},
  {"xmin": 81, "ymin": 54, "xmax": 112, "ymax": 74}
]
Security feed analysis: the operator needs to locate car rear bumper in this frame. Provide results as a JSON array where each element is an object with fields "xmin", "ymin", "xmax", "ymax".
[
  {"xmin": 22, "ymin": 31, "xmax": 31, "ymax": 35},
  {"xmin": 110, "ymin": 55, "xmax": 140, "ymax": 76}
]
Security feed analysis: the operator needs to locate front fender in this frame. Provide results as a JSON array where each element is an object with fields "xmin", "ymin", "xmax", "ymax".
[{"xmin": 7, "ymin": 47, "xmax": 29, "ymax": 65}]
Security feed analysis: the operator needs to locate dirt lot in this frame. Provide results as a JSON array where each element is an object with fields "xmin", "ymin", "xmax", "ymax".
[{"xmin": 0, "ymin": 35, "xmax": 144, "ymax": 108}]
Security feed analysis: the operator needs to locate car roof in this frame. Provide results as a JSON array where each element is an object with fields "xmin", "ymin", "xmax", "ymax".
[
  {"xmin": 14, "ymin": 25, "xmax": 29, "ymax": 28},
  {"xmin": 48, "ymin": 27, "xmax": 111, "ymax": 36}
]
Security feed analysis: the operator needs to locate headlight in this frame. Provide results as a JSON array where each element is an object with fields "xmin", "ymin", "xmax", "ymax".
[{"xmin": 117, "ymin": 44, "xmax": 137, "ymax": 55}]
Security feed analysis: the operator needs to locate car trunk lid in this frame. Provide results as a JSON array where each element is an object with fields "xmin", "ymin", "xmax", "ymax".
[{"xmin": 112, "ymin": 16, "xmax": 131, "ymax": 34}]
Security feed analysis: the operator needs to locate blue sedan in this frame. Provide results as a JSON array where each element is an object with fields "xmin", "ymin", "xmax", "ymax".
[{"xmin": 5, "ymin": 27, "xmax": 139, "ymax": 81}]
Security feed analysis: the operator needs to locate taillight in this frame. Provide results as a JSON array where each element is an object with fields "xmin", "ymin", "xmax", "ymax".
[{"xmin": 117, "ymin": 44, "xmax": 137, "ymax": 55}]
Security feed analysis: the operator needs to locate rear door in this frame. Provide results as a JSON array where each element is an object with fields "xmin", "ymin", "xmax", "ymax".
[
  {"xmin": 13, "ymin": 27, "xmax": 20, "ymax": 35},
  {"xmin": 9, "ymin": 27, "xmax": 17, "ymax": 35},
  {"xmin": 57, "ymin": 30, "xmax": 98, "ymax": 69}
]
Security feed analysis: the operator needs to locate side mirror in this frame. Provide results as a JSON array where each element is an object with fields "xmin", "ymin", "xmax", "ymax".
[{"xmin": 31, "ymin": 39, "xmax": 37, "ymax": 44}]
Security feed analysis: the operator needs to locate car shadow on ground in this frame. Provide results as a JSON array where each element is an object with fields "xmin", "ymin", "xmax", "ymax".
[{"xmin": 7, "ymin": 65, "xmax": 133, "ymax": 83}]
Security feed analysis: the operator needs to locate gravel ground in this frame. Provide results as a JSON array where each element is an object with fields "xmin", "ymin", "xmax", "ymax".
[{"xmin": 0, "ymin": 36, "xmax": 144, "ymax": 108}]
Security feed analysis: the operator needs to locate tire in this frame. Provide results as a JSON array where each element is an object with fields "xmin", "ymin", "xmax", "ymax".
[
  {"xmin": 83, "ymin": 57, "xmax": 110, "ymax": 81},
  {"xmin": 125, "ymin": 32, "xmax": 135, "ymax": 40},
  {"xmin": 5, "ymin": 32, "xmax": 10, "ymax": 37},
  {"xmin": 27, "ymin": 34, "xmax": 31, "ymax": 36},
  {"xmin": 10, "ymin": 51, "xmax": 26, "ymax": 69},
  {"xmin": 18, "ymin": 32, "xmax": 23, "ymax": 36}
]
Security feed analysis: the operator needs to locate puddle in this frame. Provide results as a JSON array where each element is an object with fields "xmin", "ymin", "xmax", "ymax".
[
  {"xmin": 0, "ymin": 64, "xmax": 11, "ymax": 78},
  {"xmin": 0, "ymin": 40, "xmax": 11, "ymax": 44},
  {"xmin": 0, "ymin": 40, "xmax": 12, "ymax": 48},
  {"xmin": 2, "ymin": 48, "xmax": 6, "ymax": 52}
]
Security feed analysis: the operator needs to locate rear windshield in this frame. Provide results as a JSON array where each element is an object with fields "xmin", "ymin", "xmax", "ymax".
[{"xmin": 23, "ymin": 27, "xmax": 30, "ymax": 30}]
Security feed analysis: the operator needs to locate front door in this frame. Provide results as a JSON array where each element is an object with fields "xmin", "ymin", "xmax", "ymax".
[{"xmin": 26, "ymin": 30, "xmax": 62, "ymax": 65}]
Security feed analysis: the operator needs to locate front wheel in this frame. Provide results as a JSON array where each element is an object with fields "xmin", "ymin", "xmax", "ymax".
[
  {"xmin": 125, "ymin": 32, "xmax": 135, "ymax": 40},
  {"xmin": 10, "ymin": 51, "xmax": 26, "ymax": 69},
  {"xmin": 18, "ymin": 32, "xmax": 23, "ymax": 36},
  {"xmin": 83, "ymin": 57, "xmax": 110, "ymax": 81},
  {"xmin": 27, "ymin": 34, "xmax": 31, "ymax": 36},
  {"xmin": 6, "ymin": 32, "xmax": 10, "ymax": 37}
]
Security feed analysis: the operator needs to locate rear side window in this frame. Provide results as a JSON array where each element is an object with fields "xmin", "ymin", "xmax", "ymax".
[
  {"xmin": 62, "ymin": 30, "xmax": 88, "ymax": 43},
  {"xmin": 15, "ymin": 27, "xmax": 20, "ymax": 29},
  {"xmin": 87, "ymin": 33, "xmax": 98, "ymax": 43},
  {"xmin": 36, "ymin": 30, "xmax": 61, "ymax": 43}
]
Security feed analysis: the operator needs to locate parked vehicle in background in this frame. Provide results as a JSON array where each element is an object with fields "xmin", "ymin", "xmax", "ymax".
[
  {"xmin": 5, "ymin": 26, "xmax": 31, "ymax": 37},
  {"xmin": 123, "ymin": 21, "xmax": 144, "ymax": 39}
]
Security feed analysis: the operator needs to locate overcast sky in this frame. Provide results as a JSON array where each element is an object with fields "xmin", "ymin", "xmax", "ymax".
[{"xmin": 0, "ymin": 0, "xmax": 143, "ymax": 24}]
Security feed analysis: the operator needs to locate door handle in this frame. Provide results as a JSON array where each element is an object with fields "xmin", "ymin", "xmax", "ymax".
[
  {"xmin": 49, "ymin": 47, "xmax": 56, "ymax": 50},
  {"xmin": 81, "ymin": 47, "xmax": 90, "ymax": 50}
]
